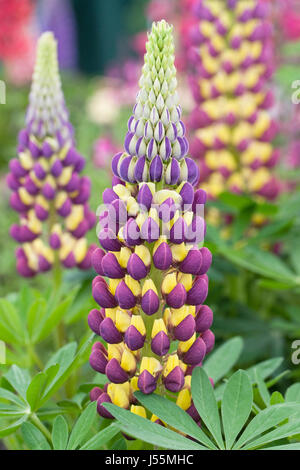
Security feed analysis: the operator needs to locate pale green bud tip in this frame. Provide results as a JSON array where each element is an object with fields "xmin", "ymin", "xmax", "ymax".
[{"xmin": 34, "ymin": 31, "xmax": 59, "ymax": 81}]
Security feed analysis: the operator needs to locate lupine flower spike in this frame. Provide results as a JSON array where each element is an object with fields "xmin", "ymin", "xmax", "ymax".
[
  {"xmin": 7, "ymin": 32, "xmax": 96, "ymax": 277},
  {"xmin": 188, "ymin": 0, "xmax": 280, "ymax": 212},
  {"xmin": 88, "ymin": 20, "xmax": 214, "ymax": 427}
]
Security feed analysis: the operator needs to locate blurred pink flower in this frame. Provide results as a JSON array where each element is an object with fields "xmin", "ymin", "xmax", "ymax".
[
  {"xmin": 147, "ymin": 0, "xmax": 173, "ymax": 21},
  {"xmin": 281, "ymin": 10, "xmax": 300, "ymax": 40},
  {"xmin": 131, "ymin": 32, "xmax": 147, "ymax": 58},
  {"xmin": 93, "ymin": 136, "xmax": 119, "ymax": 169}
]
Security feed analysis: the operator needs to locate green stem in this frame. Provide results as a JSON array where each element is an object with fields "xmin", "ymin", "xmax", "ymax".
[
  {"xmin": 30, "ymin": 413, "xmax": 52, "ymax": 445},
  {"xmin": 27, "ymin": 343, "xmax": 44, "ymax": 370}
]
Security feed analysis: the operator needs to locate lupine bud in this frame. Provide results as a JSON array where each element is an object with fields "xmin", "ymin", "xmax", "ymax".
[
  {"xmin": 7, "ymin": 32, "xmax": 95, "ymax": 277},
  {"xmin": 188, "ymin": 0, "xmax": 280, "ymax": 214},
  {"xmin": 88, "ymin": 20, "xmax": 214, "ymax": 425},
  {"xmin": 151, "ymin": 319, "xmax": 170, "ymax": 356}
]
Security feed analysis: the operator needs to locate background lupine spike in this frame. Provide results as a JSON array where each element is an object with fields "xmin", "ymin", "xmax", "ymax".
[
  {"xmin": 7, "ymin": 31, "xmax": 96, "ymax": 277},
  {"xmin": 89, "ymin": 19, "xmax": 215, "ymax": 426},
  {"xmin": 187, "ymin": 0, "xmax": 280, "ymax": 224}
]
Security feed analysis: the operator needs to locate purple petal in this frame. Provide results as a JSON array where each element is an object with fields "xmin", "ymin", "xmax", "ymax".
[
  {"xmin": 174, "ymin": 315, "xmax": 195, "ymax": 341},
  {"xmin": 163, "ymin": 366, "xmax": 184, "ymax": 392},
  {"xmin": 88, "ymin": 308, "xmax": 105, "ymax": 334},
  {"xmin": 153, "ymin": 242, "xmax": 172, "ymax": 270},
  {"xmin": 138, "ymin": 370, "xmax": 157, "ymax": 394},
  {"xmin": 115, "ymin": 281, "xmax": 137, "ymax": 309},
  {"xmin": 201, "ymin": 329, "xmax": 215, "ymax": 354},
  {"xmin": 166, "ymin": 284, "xmax": 187, "ymax": 309},
  {"xmin": 127, "ymin": 253, "xmax": 149, "ymax": 280},
  {"xmin": 102, "ymin": 252, "xmax": 125, "ymax": 279},
  {"xmin": 141, "ymin": 289, "xmax": 160, "ymax": 316},
  {"xmin": 89, "ymin": 348, "xmax": 108, "ymax": 373},
  {"xmin": 181, "ymin": 337, "xmax": 206, "ymax": 365},
  {"xmin": 100, "ymin": 317, "xmax": 123, "ymax": 343},
  {"xmin": 106, "ymin": 358, "xmax": 129, "ymax": 384},
  {"xmin": 124, "ymin": 325, "xmax": 145, "ymax": 351},
  {"xmin": 149, "ymin": 155, "xmax": 163, "ymax": 182},
  {"xmin": 186, "ymin": 277, "xmax": 208, "ymax": 306},
  {"xmin": 151, "ymin": 331, "xmax": 170, "ymax": 356},
  {"xmin": 92, "ymin": 282, "xmax": 118, "ymax": 308}
]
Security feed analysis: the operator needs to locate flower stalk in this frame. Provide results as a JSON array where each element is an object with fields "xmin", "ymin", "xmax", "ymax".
[
  {"xmin": 88, "ymin": 20, "xmax": 214, "ymax": 426},
  {"xmin": 7, "ymin": 32, "xmax": 96, "ymax": 278}
]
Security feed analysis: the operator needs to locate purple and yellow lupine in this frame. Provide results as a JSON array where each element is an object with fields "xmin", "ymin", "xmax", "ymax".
[
  {"xmin": 188, "ymin": 0, "xmax": 280, "ymax": 207},
  {"xmin": 7, "ymin": 32, "xmax": 96, "ymax": 277},
  {"xmin": 88, "ymin": 20, "xmax": 214, "ymax": 426}
]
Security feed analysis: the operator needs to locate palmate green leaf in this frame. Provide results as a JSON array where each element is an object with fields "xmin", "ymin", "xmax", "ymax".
[
  {"xmin": 243, "ymin": 419, "xmax": 300, "ymax": 450},
  {"xmin": 221, "ymin": 370, "xmax": 253, "ymax": 450},
  {"xmin": 254, "ymin": 368, "xmax": 270, "ymax": 407},
  {"xmin": 269, "ymin": 392, "xmax": 285, "ymax": 406},
  {"xmin": 80, "ymin": 423, "xmax": 121, "ymax": 450},
  {"xmin": 0, "ymin": 387, "xmax": 26, "ymax": 407},
  {"xmin": 191, "ymin": 367, "xmax": 224, "ymax": 449},
  {"xmin": 52, "ymin": 415, "xmax": 69, "ymax": 450},
  {"xmin": 286, "ymin": 383, "xmax": 300, "ymax": 403},
  {"xmin": 263, "ymin": 443, "xmax": 300, "ymax": 450},
  {"xmin": 219, "ymin": 246, "xmax": 297, "ymax": 286},
  {"xmin": 135, "ymin": 391, "xmax": 216, "ymax": 449},
  {"xmin": 26, "ymin": 364, "xmax": 60, "ymax": 412},
  {"xmin": 26, "ymin": 372, "xmax": 47, "ymax": 412},
  {"xmin": 39, "ymin": 334, "xmax": 94, "ymax": 408},
  {"xmin": 0, "ymin": 404, "xmax": 28, "ymax": 418},
  {"xmin": 111, "ymin": 436, "xmax": 127, "ymax": 450},
  {"xmin": 203, "ymin": 337, "xmax": 243, "ymax": 383},
  {"xmin": 233, "ymin": 403, "xmax": 300, "ymax": 450},
  {"xmin": 0, "ymin": 415, "xmax": 28, "ymax": 437},
  {"xmin": 21, "ymin": 422, "xmax": 51, "ymax": 450},
  {"xmin": 67, "ymin": 402, "xmax": 97, "ymax": 450},
  {"xmin": 104, "ymin": 403, "xmax": 205, "ymax": 450},
  {"xmin": 247, "ymin": 357, "xmax": 283, "ymax": 382},
  {"xmin": 26, "ymin": 298, "xmax": 47, "ymax": 343},
  {"xmin": 215, "ymin": 357, "xmax": 283, "ymax": 403},
  {"xmin": 0, "ymin": 299, "xmax": 24, "ymax": 344},
  {"xmin": 4, "ymin": 365, "xmax": 31, "ymax": 399},
  {"xmin": 34, "ymin": 290, "xmax": 77, "ymax": 343}
]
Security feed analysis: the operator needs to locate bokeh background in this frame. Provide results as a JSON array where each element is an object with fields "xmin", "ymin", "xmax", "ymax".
[{"xmin": 1, "ymin": 0, "xmax": 300, "ymax": 380}]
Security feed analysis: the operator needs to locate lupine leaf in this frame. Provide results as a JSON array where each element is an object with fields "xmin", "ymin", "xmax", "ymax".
[
  {"xmin": 270, "ymin": 392, "xmax": 285, "ymax": 406},
  {"xmin": 0, "ymin": 299, "xmax": 24, "ymax": 343},
  {"xmin": 80, "ymin": 423, "xmax": 121, "ymax": 450},
  {"xmin": 39, "ymin": 335, "xmax": 94, "ymax": 407},
  {"xmin": 26, "ymin": 372, "xmax": 47, "ymax": 412},
  {"xmin": 26, "ymin": 298, "xmax": 47, "ymax": 342},
  {"xmin": 247, "ymin": 357, "xmax": 283, "ymax": 382},
  {"xmin": 262, "ymin": 443, "xmax": 300, "ymax": 450},
  {"xmin": 0, "ymin": 387, "xmax": 26, "ymax": 407},
  {"xmin": 286, "ymin": 384, "xmax": 300, "ymax": 403},
  {"xmin": 135, "ymin": 391, "xmax": 216, "ymax": 449},
  {"xmin": 52, "ymin": 415, "xmax": 69, "ymax": 450},
  {"xmin": 234, "ymin": 404, "xmax": 300, "ymax": 449},
  {"xmin": 221, "ymin": 370, "xmax": 253, "ymax": 449},
  {"xmin": 0, "ymin": 415, "xmax": 28, "ymax": 437},
  {"xmin": 203, "ymin": 337, "xmax": 243, "ymax": 383},
  {"xmin": 21, "ymin": 422, "xmax": 51, "ymax": 450},
  {"xmin": 4, "ymin": 365, "xmax": 31, "ymax": 399},
  {"xmin": 254, "ymin": 368, "xmax": 270, "ymax": 407},
  {"xmin": 243, "ymin": 419, "xmax": 300, "ymax": 449},
  {"xmin": 34, "ymin": 291, "xmax": 77, "ymax": 343},
  {"xmin": 104, "ymin": 403, "xmax": 205, "ymax": 450},
  {"xmin": 67, "ymin": 402, "xmax": 97, "ymax": 450},
  {"xmin": 191, "ymin": 367, "xmax": 224, "ymax": 449}
]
